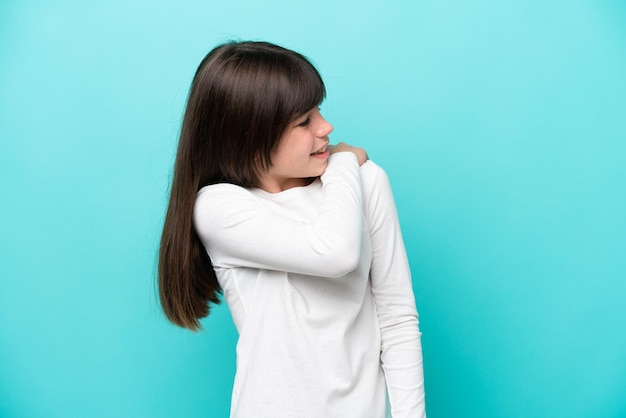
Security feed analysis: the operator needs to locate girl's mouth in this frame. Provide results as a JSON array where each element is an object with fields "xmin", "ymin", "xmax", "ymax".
[{"xmin": 311, "ymin": 146, "xmax": 329, "ymax": 159}]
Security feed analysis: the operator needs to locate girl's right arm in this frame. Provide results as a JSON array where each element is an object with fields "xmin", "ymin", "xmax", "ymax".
[{"xmin": 193, "ymin": 151, "xmax": 364, "ymax": 278}]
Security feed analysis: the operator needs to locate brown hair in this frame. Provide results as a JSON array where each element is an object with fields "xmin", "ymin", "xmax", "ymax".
[{"xmin": 158, "ymin": 41, "xmax": 326, "ymax": 330}]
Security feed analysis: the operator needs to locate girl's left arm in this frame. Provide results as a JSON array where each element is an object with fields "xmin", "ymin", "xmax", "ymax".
[{"xmin": 361, "ymin": 161, "xmax": 426, "ymax": 418}]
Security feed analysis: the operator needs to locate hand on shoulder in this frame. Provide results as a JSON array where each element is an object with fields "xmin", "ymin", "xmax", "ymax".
[{"xmin": 328, "ymin": 142, "xmax": 369, "ymax": 166}]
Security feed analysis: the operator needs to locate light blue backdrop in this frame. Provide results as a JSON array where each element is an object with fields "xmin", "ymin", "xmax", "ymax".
[{"xmin": 1, "ymin": 1, "xmax": 625, "ymax": 417}]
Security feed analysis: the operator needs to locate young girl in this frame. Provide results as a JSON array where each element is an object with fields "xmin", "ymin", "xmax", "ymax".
[{"xmin": 159, "ymin": 41, "xmax": 426, "ymax": 418}]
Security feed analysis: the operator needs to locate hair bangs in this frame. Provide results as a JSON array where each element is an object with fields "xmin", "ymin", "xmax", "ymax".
[{"xmin": 282, "ymin": 57, "xmax": 326, "ymax": 118}]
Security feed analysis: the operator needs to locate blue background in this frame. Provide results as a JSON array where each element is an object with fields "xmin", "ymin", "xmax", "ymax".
[{"xmin": 1, "ymin": 1, "xmax": 625, "ymax": 417}]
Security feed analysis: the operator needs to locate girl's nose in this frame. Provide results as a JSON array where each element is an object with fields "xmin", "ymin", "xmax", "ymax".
[{"xmin": 316, "ymin": 116, "xmax": 333, "ymax": 138}]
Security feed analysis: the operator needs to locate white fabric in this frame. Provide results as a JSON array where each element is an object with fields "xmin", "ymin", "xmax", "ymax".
[{"xmin": 194, "ymin": 152, "xmax": 426, "ymax": 418}]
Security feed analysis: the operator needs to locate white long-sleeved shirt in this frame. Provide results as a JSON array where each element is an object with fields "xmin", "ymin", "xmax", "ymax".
[{"xmin": 194, "ymin": 153, "xmax": 425, "ymax": 418}]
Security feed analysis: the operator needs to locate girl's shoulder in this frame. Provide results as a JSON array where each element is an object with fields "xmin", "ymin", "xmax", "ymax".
[
  {"xmin": 360, "ymin": 159, "xmax": 385, "ymax": 176},
  {"xmin": 196, "ymin": 182, "xmax": 251, "ymax": 199},
  {"xmin": 194, "ymin": 183, "xmax": 265, "ymax": 234},
  {"xmin": 195, "ymin": 183, "xmax": 258, "ymax": 216},
  {"xmin": 360, "ymin": 160, "xmax": 392, "ymax": 193}
]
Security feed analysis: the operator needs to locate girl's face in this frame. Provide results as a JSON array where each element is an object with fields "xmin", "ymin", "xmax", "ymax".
[{"xmin": 258, "ymin": 107, "xmax": 333, "ymax": 193}]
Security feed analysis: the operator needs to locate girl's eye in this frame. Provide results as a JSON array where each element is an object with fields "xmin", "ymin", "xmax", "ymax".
[{"xmin": 297, "ymin": 117, "xmax": 311, "ymax": 127}]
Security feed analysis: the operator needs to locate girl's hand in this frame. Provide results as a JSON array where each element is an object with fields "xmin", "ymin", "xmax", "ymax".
[{"xmin": 328, "ymin": 142, "xmax": 369, "ymax": 166}]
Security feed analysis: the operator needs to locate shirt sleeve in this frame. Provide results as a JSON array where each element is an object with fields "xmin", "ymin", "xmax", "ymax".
[
  {"xmin": 193, "ymin": 152, "xmax": 363, "ymax": 278},
  {"xmin": 361, "ymin": 161, "xmax": 426, "ymax": 418}
]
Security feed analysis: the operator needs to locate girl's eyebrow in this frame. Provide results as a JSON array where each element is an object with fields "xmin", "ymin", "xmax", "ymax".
[{"xmin": 292, "ymin": 112, "xmax": 309, "ymax": 124}]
